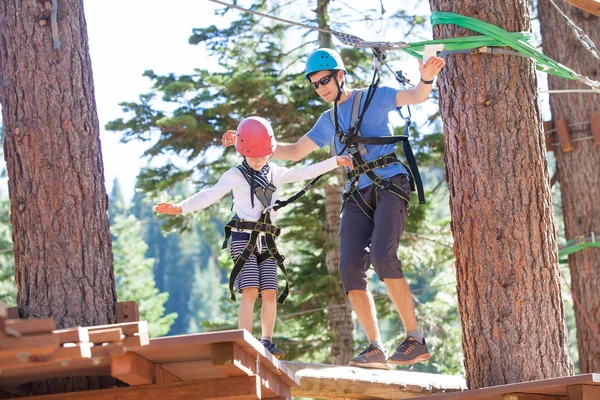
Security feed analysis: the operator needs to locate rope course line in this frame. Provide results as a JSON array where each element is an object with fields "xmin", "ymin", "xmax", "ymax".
[
  {"xmin": 548, "ymin": 0, "xmax": 600, "ymax": 59},
  {"xmin": 205, "ymin": 0, "xmax": 600, "ymax": 93}
]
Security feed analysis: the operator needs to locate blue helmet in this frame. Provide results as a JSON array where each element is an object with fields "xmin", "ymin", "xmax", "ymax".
[{"xmin": 305, "ymin": 48, "xmax": 346, "ymax": 79}]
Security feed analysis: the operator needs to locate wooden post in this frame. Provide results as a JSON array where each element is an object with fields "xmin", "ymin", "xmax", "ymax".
[
  {"xmin": 543, "ymin": 120, "xmax": 555, "ymax": 151},
  {"xmin": 115, "ymin": 301, "xmax": 139, "ymax": 323},
  {"xmin": 6, "ymin": 307, "xmax": 19, "ymax": 319},
  {"xmin": 567, "ymin": 384, "xmax": 600, "ymax": 400},
  {"xmin": 504, "ymin": 394, "xmax": 566, "ymax": 400},
  {"xmin": 590, "ymin": 111, "xmax": 600, "ymax": 146},
  {"xmin": 556, "ymin": 118, "xmax": 575, "ymax": 152}
]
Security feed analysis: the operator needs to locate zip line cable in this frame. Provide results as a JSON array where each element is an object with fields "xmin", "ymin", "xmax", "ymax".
[
  {"xmin": 206, "ymin": 0, "xmax": 600, "ymax": 93},
  {"xmin": 547, "ymin": 0, "xmax": 600, "ymax": 59}
]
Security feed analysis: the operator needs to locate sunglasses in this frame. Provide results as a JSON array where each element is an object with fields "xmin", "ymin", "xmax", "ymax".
[{"xmin": 310, "ymin": 74, "xmax": 335, "ymax": 90}]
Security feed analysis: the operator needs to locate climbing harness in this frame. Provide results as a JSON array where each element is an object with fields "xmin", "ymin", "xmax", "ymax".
[
  {"xmin": 324, "ymin": 50, "xmax": 425, "ymax": 221},
  {"xmin": 222, "ymin": 211, "xmax": 289, "ymax": 304}
]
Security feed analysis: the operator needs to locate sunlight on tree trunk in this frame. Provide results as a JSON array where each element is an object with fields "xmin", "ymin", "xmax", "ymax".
[{"xmin": 428, "ymin": 0, "xmax": 573, "ymax": 388}]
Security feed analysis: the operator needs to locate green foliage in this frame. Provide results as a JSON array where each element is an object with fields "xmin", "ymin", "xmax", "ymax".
[
  {"xmin": 111, "ymin": 214, "xmax": 177, "ymax": 337},
  {"xmin": 0, "ymin": 198, "xmax": 17, "ymax": 307}
]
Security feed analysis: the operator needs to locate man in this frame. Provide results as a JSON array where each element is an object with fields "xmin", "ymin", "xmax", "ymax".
[{"xmin": 222, "ymin": 48, "xmax": 445, "ymax": 369}]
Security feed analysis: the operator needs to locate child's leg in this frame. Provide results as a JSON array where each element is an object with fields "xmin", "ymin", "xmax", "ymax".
[
  {"xmin": 238, "ymin": 287, "xmax": 259, "ymax": 333},
  {"xmin": 260, "ymin": 289, "xmax": 277, "ymax": 338}
]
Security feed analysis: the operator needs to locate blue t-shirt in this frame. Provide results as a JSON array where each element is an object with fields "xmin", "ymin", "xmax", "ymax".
[{"xmin": 307, "ymin": 86, "xmax": 408, "ymax": 190}]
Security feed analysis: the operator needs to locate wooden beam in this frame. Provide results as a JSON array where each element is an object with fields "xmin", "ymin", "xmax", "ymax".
[
  {"xmin": 556, "ymin": 118, "xmax": 574, "ymax": 152},
  {"xmin": 563, "ymin": 0, "xmax": 600, "ymax": 16},
  {"xmin": 85, "ymin": 321, "xmax": 148, "ymax": 336},
  {"xmin": 590, "ymin": 111, "xmax": 600, "ymax": 146},
  {"xmin": 53, "ymin": 326, "xmax": 90, "ymax": 344},
  {"xmin": 504, "ymin": 394, "xmax": 566, "ymax": 400},
  {"xmin": 4, "ymin": 318, "xmax": 55, "ymax": 337},
  {"xmin": 116, "ymin": 301, "xmax": 140, "ymax": 323},
  {"xmin": 111, "ymin": 352, "xmax": 156, "ymax": 385},
  {"xmin": 0, "ymin": 333, "xmax": 60, "ymax": 358},
  {"xmin": 88, "ymin": 327, "xmax": 123, "ymax": 344},
  {"xmin": 16, "ymin": 375, "xmax": 262, "ymax": 400},
  {"xmin": 566, "ymin": 384, "xmax": 600, "ymax": 400},
  {"xmin": 212, "ymin": 342, "xmax": 292, "ymax": 399},
  {"xmin": 543, "ymin": 120, "xmax": 555, "ymax": 151}
]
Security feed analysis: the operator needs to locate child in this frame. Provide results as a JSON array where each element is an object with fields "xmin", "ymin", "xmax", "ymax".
[{"xmin": 155, "ymin": 116, "xmax": 352, "ymax": 359}]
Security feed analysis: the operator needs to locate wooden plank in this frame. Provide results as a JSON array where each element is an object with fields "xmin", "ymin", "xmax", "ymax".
[
  {"xmin": 409, "ymin": 374, "xmax": 600, "ymax": 400},
  {"xmin": 4, "ymin": 318, "xmax": 55, "ymax": 337},
  {"xmin": 566, "ymin": 384, "xmax": 600, "ymax": 400},
  {"xmin": 116, "ymin": 301, "xmax": 140, "ymax": 323},
  {"xmin": 88, "ymin": 327, "xmax": 122, "ymax": 344},
  {"xmin": 111, "ymin": 352, "xmax": 155, "ymax": 385},
  {"xmin": 90, "ymin": 343, "xmax": 128, "ymax": 358},
  {"xmin": 504, "ymin": 394, "xmax": 566, "ymax": 400},
  {"xmin": 0, "ymin": 333, "xmax": 60, "ymax": 357},
  {"xmin": 590, "ymin": 111, "xmax": 600, "ymax": 146},
  {"xmin": 212, "ymin": 342, "xmax": 292, "ymax": 399},
  {"xmin": 543, "ymin": 120, "xmax": 555, "ymax": 151},
  {"xmin": 155, "ymin": 364, "xmax": 182, "ymax": 384},
  {"xmin": 53, "ymin": 327, "xmax": 89, "ymax": 344},
  {"xmin": 556, "ymin": 118, "xmax": 575, "ymax": 152},
  {"xmin": 85, "ymin": 320, "xmax": 148, "ymax": 336},
  {"xmin": 6, "ymin": 307, "xmax": 19, "ymax": 319},
  {"xmin": 285, "ymin": 361, "xmax": 466, "ymax": 399},
  {"xmin": 563, "ymin": 0, "xmax": 600, "ymax": 16},
  {"xmin": 15, "ymin": 375, "xmax": 262, "ymax": 400},
  {"xmin": 0, "ymin": 303, "xmax": 6, "ymax": 318}
]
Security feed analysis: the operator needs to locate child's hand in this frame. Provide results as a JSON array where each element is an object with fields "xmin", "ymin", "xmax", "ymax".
[
  {"xmin": 155, "ymin": 203, "xmax": 182, "ymax": 215},
  {"xmin": 336, "ymin": 155, "xmax": 354, "ymax": 170},
  {"xmin": 418, "ymin": 56, "xmax": 445, "ymax": 81},
  {"xmin": 221, "ymin": 130, "xmax": 237, "ymax": 147}
]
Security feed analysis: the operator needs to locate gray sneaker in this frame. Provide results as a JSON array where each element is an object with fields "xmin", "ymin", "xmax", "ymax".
[
  {"xmin": 348, "ymin": 344, "xmax": 392, "ymax": 370},
  {"xmin": 388, "ymin": 337, "xmax": 431, "ymax": 365}
]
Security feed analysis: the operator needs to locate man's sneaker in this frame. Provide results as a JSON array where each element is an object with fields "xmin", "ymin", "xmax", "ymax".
[
  {"xmin": 388, "ymin": 337, "xmax": 431, "ymax": 365},
  {"xmin": 348, "ymin": 344, "xmax": 392, "ymax": 370},
  {"xmin": 262, "ymin": 341, "xmax": 285, "ymax": 359}
]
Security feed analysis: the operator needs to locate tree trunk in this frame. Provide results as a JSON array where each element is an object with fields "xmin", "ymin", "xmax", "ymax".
[
  {"xmin": 315, "ymin": 0, "xmax": 354, "ymax": 365},
  {"xmin": 324, "ymin": 169, "xmax": 354, "ymax": 365},
  {"xmin": 428, "ymin": 0, "xmax": 574, "ymax": 388},
  {"xmin": 538, "ymin": 0, "xmax": 600, "ymax": 373},
  {"xmin": 0, "ymin": 0, "xmax": 116, "ymax": 338}
]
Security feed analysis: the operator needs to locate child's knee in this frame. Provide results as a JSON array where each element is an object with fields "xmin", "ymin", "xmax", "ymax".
[
  {"xmin": 241, "ymin": 287, "xmax": 259, "ymax": 300},
  {"xmin": 260, "ymin": 289, "xmax": 277, "ymax": 302}
]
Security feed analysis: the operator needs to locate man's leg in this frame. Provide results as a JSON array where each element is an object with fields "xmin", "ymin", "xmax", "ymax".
[
  {"xmin": 384, "ymin": 277, "xmax": 418, "ymax": 332},
  {"xmin": 347, "ymin": 289, "xmax": 381, "ymax": 343},
  {"xmin": 339, "ymin": 192, "xmax": 390, "ymax": 369}
]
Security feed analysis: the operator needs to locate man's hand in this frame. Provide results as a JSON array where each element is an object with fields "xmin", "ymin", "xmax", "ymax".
[
  {"xmin": 155, "ymin": 203, "xmax": 182, "ymax": 215},
  {"xmin": 222, "ymin": 130, "xmax": 237, "ymax": 147},
  {"xmin": 336, "ymin": 155, "xmax": 354, "ymax": 170},
  {"xmin": 418, "ymin": 56, "xmax": 446, "ymax": 81}
]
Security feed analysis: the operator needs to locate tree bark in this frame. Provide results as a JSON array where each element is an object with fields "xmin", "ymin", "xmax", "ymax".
[
  {"xmin": 538, "ymin": 0, "xmax": 600, "ymax": 373},
  {"xmin": 428, "ymin": 0, "xmax": 574, "ymax": 388},
  {"xmin": 0, "ymin": 0, "xmax": 116, "ymax": 331}
]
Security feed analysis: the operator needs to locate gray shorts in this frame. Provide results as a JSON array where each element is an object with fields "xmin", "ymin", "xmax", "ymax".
[{"xmin": 338, "ymin": 173, "xmax": 411, "ymax": 292}]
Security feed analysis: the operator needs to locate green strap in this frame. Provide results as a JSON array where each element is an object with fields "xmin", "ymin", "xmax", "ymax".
[
  {"xmin": 558, "ymin": 233, "xmax": 600, "ymax": 264},
  {"xmin": 402, "ymin": 11, "xmax": 580, "ymax": 82}
]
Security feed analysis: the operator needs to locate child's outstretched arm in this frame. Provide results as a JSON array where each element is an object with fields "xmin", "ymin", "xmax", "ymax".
[{"xmin": 155, "ymin": 203, "xmax": 182, "ymax": 215}]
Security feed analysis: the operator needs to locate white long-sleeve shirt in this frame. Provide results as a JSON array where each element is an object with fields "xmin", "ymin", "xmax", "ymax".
[{"xmin": 177, "ymin": 156, "xmax": 340, "ymax": 223}]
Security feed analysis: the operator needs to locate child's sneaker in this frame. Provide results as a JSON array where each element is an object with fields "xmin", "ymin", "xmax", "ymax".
[
  {"xmin": 262, "ymin": 341, "xmax": 285, "ymax": 359},
  {"xmin": 387, "ymin": 336, "xmax": 431, "ymax": 365},
  {"xmin": 348, "ymin": 344, "xmax": 392, "ymax": 370}
]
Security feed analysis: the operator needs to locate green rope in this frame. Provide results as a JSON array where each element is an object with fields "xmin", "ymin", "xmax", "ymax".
[
  {"xmin": 402, "ymin": 11, "xmax": 578, "ymax": 81},
  {"xmin": 558, "ymin": 234, "xmax": 600, "ymax": 264}
]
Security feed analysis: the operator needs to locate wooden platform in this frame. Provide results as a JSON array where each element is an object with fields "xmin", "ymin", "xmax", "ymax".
[
  {"xmin": 0, "ymin": 329, "xmax": 298, "ymax": 399},
  {"xmin": 409, "ymin": 373, "xmax": 600, "ymax": 400}
]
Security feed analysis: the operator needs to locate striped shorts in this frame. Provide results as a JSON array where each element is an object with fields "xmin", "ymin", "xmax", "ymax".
[{"xmin": 230, "ymin": 232, "xmax": 278, "ymax": 296}]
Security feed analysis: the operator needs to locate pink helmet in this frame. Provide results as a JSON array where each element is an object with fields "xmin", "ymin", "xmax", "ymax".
[{"xmin": 235, "ymin": 116, "xmax": 277, "ymax": 157}]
